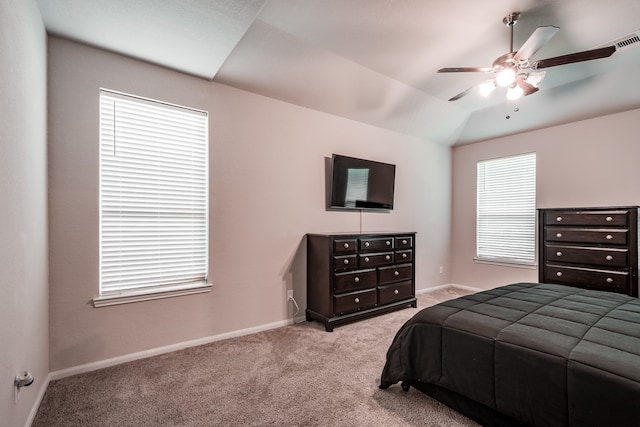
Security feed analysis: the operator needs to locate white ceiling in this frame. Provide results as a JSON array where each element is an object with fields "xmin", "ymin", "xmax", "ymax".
[{"xmin": 36, "ymin": 0, "xmax": 640, "ymax": 146}]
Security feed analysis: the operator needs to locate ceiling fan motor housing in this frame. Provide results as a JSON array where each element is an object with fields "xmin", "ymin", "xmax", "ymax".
[{"xmin": 493, "ymin": 52, "xmax": 517, "ymax": 86}]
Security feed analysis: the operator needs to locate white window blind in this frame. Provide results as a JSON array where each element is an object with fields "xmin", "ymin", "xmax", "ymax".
[
  {"xmin": 345, "ymin": 168, "xmax": 369, "ymax": 208},
  {"xmin": 477, "ymin": 152, "xmax": 536, "ymax": 265},
  {"xmin": 99, "ymin": 90, "xmax": 208, "ymax": 298}
]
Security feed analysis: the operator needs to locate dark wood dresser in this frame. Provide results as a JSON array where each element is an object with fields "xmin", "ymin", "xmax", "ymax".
[
  {"xmin": 538, "ymin": 206, "xmax": 639, "ymax": 297},
  {"xmin": 306, "ymin": 232, "xmax": 417, "ymax": 331}
]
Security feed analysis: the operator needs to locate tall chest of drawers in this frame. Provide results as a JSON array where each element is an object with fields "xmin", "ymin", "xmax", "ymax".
[
  {"xmin": 538, "ymin": 207, "xmax": 639, "ymax": 297},
  {"xmin": 306, "ymin": 232, "xmax": 417, "ymax": 331}
]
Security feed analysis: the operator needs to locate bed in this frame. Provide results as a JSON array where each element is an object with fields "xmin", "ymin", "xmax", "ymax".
[{"xmin": 379, "ymin": 283, "xmax": 640, "ymax": 427}]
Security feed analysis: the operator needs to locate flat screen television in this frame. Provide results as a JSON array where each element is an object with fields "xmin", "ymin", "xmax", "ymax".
[{"xmin": 329, "ymin": 154, "xmax": 396, "ymax": 210}]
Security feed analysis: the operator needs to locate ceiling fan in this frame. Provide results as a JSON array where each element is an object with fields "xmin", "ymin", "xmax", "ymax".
[{"xmin": 438, "ymin": 12, "xmax": 617, "ymax": 102}]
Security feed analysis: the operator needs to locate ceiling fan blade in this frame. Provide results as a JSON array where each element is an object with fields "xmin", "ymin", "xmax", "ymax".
[
  {"xmin": 447, "ymin": 86, "xmax": 475, "ymax": 101},
  {"xmin": 438, "ymin": 67, "xmax": 493, "ymax": 73},
  {"xmin": 533, "ymin": 45, "xmax": 616, "ymax": 69},
  {"xmin": 514, "ymin": 26, "xmax": 560, "ymax": 62},
  {"xmin": 447, "ymin": 79, "xmax": 496, "ymax": 101}
]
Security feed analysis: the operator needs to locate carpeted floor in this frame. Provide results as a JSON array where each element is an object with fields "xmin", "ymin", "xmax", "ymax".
[{"xmin": 33, "ymin": 287, "xmax": 479, "ymax": 426}]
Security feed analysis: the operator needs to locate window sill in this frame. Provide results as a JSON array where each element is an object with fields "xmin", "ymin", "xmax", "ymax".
[
  {"xmin": 473, "ymin": 258, "xmax": 537, "ymax": 269},
  {"xmin": 93, "ymin": 282, "xmax": 212, "ymax": 307}
]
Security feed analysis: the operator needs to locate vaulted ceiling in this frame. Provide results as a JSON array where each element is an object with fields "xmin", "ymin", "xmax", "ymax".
[{"xmin": 36, "ymin": 0, "xmax": 640, "ymax": 146}]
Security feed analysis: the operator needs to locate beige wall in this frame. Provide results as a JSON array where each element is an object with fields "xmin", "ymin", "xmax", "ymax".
[
  {"xmin": 451, "ymin": 108, "xmax": 640, "ymax": 289},
  {"xmin": 48, "ymin": 37, "xmax": 452, "ymax": 372},
  {"xmin": 0, "ymin": 0, "xmax": 49, "ymax": 425}
]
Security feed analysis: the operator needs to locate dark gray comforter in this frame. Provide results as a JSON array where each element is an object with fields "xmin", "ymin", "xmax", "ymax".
[{"xmin": 380, "ymin": 283, "xmax": 640, "ymax": 426}]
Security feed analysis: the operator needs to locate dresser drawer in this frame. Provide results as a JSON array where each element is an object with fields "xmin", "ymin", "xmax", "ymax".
[
  {"xmin": 333, "ymin": 239, "xmax": 357, "ymax": 254},
  {"xmin": 333, "ymin": 255, "xmax": 357, "ymax": 271},
  {"xmin": 395, "ymin": 249, "xmax": 413, "ymax": 263},
  {"xmin": 395, "ymin": 236, "xmax": 413, "ymax": 249},
  {"xmin": 545, "ymin": 210, "xmax": 629, "ymax": 226},
  {"xmin": 334, "ymin": 289, "xmax": 377, "ymax": 314},
  {"xmin": 545, "ymin": 228, "xmax": 628, "ymax": 245},
  {"xmin": 545, "ymin": 244, "xmax": 629, "ymax": 268},
  {"xmin": 359, "ymin": 252, "xmax": 393, "ymax": 268},
  {"xmin": 544, "ymin": 264, "xmax": 630, "ymax": 294},
  {"xmin": 378, "ymin": 281, "xmax": 413, "ymax": 305},
  {"xmin": 334, "ymin": 269, "xmax": 376, "ymax": 293},
  {"xmin": 359, "ymin": 237, "xmax": 394, "ymax": 252},
  {"xmin": 379, "ymin": 264, "xmax": 413, "ymax": 285}
]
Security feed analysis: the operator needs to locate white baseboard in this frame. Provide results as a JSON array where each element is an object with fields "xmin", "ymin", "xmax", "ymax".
[
  {"xmin": 449, "ymin": 283, "xmax": 484, "ymax": 292},
  {"xmin": 416, "ymin": 283, "xmax": 482, "ymax": 295},
  {"xmin": 293, "ymin": 314, "xmax": 307, "ymax": 324},
  {"xmin": 26, "ymin": 372, "xmax": 51, "ymax": 427},
  {"xmin": 49, "ymin": 318, "xmax": 295, "ymax": 381}
]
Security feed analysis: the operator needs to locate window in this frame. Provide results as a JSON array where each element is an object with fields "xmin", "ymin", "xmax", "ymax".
[
  {"xmin": 476, "ymin": 152, "xmax": 536, "ymax": 266},
  {"xmin": 95, "ymin": 90, "xmax": 209, "ymax": 307},
  {"xmin": 345, "ymin": 168, "xmax": 369, "ymax": 208}
]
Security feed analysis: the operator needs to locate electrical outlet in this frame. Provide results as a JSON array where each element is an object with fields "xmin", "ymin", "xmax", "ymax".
[
  {"xmin": 287, "ymin": 290, "xmax": 294, "ymax": 301},
  {"xmin": 439, "ymin": 266, "xmax": 444, "ymax": 274}
]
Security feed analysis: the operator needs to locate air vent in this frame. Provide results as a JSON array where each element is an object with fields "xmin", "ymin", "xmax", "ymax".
[{"xmin": 607, "ymin": 31, "xmax": 640, "ymax": 52}]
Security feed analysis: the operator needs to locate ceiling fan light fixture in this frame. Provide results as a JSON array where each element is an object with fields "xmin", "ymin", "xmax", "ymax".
[
  {"xmin": 496, "ymin": 68, "xmax": 516, "ymax": 87},
  {"xmin": 525, "ymin": 71, "xmax": 546, "ymax": 87},
  {"xmin": 506, "ymin": 84, "xmax": 524, "ymax": 100},
  {"xmin": 479, "ymin": 80, "xmax": 497, "ymax": 97}
]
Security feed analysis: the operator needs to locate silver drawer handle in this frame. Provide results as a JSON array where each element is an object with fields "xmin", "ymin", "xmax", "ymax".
[
  {"xmin": 364, "ymin": 257, "xmax": 370, "ymax": 263},
  {"xmin": 402, "ymin": 253, "xmax": 407, "ymax": 258},
  {"xmin": 394, "ymin": 271, "xmax": 400, "ymax": 276},
  {"xmin": 386, "ymin": 240, "xmax": 391, "ymax": 246},
  {"xmin": 385, "ymin": 255, "xmax": 391, "ymax": 260},
  {"xmin": 606, "ymin": 278, "xmax": 613, "ymax": 283},
  {"xmin": 343, "ymin": 243, "xmax": 349, "ymax": 249},
  {"xmin": 606, "ymin": 255, "xmax": 613, "ymax": 261},
  {"xmin": 556, "ymin": 216, "xmax": 563, "ymax": 222},
  {"xmin": 556, "ymin": 251, "xmax": 563, "ymax": 257},
  {"xmin": 343, "ymin": 259, "xmax": 349, "ymax": 265},
  {"xmin": 364, "ymin": 242, "xmax": 370, "ymax": 247},
  {"xmin": 606, "ymin": 234, "xmax": 613, "ymax": 240},
  {"xmin": 354, "ymin": 298, "xmax": 360, "ymax": 304},
  {"xmin": 394, "ymin": 289, "xmax": 399, "ymax": 295},
  {"xmin": 556, "ymin": 272, "xmax": 563, "ymax": 277},
  {"xmin": 354, "ymin": 277, "xmax": 360, "ymax": 283},
  {"xmin": 606, "ymin": 216, "xmax": 613, "ymax": 222},
  {"xmin": 556, "ymin": 233, "xmax": 563, "ymax": 238},
  {"xmin": 402, "ymin": 239, "xmax": 407, "ymax": 244}
]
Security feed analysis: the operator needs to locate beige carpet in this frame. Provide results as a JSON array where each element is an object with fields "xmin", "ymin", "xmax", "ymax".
[{"xmin": 33, "ymin": 287, "xmax": 479, "ymax": 426}]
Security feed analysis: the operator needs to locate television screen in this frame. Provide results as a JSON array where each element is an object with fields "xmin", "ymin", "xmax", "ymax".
[{"xmin": 329, "ymin": 154, "xmax": 396, "ymax": 210}]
